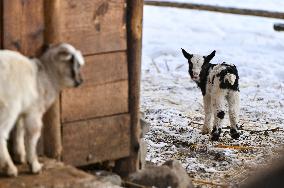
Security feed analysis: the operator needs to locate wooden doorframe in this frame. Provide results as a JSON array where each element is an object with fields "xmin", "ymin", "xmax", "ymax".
[
  {"xmin": 0, "ymin": 0, "xmax": 3, "ymax": 49},
  {"xmin": 114, "ymin": 0, "xmax": 144, "ymax": 177}
]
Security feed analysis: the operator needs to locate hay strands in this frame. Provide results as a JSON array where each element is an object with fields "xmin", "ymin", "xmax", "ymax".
[
  {"xmin": 214, "ymin": 144, "xmax": 260, "ymax": 150},
  {"xmin": 191, "ymin": 178, "xmax": 229, "ymax": 187}
]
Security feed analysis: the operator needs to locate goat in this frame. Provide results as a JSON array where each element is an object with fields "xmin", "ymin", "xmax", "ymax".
[
  {"xmin": 0, "ymin": 43, "xmax": 84, "ymax": 176},
  {"xmin": 181, "ymin": 49, "xmax": 240, "ymax": 141}
]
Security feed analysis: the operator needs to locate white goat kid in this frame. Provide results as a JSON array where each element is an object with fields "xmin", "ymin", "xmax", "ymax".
[
  {"xmin": 0, "ymin": 43, "xmax": 84, "ymax": 176},
  {"xmin": 181, "ymin": 49, "xmax": 240, "ymax": 141}
]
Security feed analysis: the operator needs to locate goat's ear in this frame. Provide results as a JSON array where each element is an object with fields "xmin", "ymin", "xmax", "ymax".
[
  {"xmin": 204, "ymin": 50, "xmax": 216, "ymax": 63},
  {"xmin": 56, "ymin": 50, "xmax": 73, "ymax": 61},
  {"xmin": 181, "ymin": 48, "xmax": 193, "ymax": 59}
]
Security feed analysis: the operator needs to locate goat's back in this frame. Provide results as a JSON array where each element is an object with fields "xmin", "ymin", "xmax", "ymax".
[{"xmin": 0, "ymin": 50, "xmax": 38, "ymax": 111}]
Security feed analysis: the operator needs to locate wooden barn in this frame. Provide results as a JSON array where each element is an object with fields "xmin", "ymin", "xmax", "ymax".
[{"xmin": 0, "ymin": 0, "xmax": 143, "ymax": 178}]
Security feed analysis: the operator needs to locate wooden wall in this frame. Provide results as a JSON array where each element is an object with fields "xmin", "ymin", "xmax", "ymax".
[
  {"xmin": 1, "ymin": 0, "xmax": 44, "ymax": 56},
  {"xmin": 44, "ymin": 0, "xmax": 131, "ymax": 166},
  {"xmin": 0, "ymin": 0, "xmax": 143, "ymax": 174}
]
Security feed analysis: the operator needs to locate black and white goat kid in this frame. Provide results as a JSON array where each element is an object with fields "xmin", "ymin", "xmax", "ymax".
[{"xmin": 181, "ymin": 49, "xmax": 240, "ymax": 141}]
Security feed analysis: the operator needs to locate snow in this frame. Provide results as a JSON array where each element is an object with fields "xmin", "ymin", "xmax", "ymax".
[
  {"xmin": 151, "ymin": 0, "xmax": 284, "ymax": 12},
  {"xmin": 141, "ymin": 3, "xmax": 284, "ymax": 186}
]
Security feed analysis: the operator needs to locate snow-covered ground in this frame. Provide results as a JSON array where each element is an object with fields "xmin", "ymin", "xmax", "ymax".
[
  {"xmin": 141, "ymin": 3, "xmax": 284, "ymax": 187},
  {"xmin": 151, "ymin": 0, "xmax": 284, "ymax": 12}
]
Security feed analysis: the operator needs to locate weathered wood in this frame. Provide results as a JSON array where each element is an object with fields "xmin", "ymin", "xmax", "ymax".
[
  {"xmin": 0, "ymin": 158, "xmax": 121, "ymax": 188},
  {"xmin": 61, "ymin": 80, "xmax": 129, "ymax": 123},
  {"xmin": 44, "ymin": 0, "xmax": 62, "ymax": 43},
  {"xmin": 46, "ymin": 0, "xmax": 127, "ymax": 55},
  {"xmin": 3, "ymin": 0, "xmax": 44, "ymax": 56},
  {"xmin": 82, "ymin": 51, "xmax": 128, "ymax": 87},
  {"xmin": 42, "ymin": 0, "xmax": 62, "ymax": 159},
  {"xmin": 62, "ymin": 114, "xmax": 130, "ymax": 166},
  {"xmin": 274, "ymin": 23, "xmax": 284, "ymax": 31},
  {"xmin": 115, "ymin": 0, "xmax": 143, "ymax": 177},
  {"xmin": 144, "ymin": 0, "xmax": 284, "ymax": 20}
]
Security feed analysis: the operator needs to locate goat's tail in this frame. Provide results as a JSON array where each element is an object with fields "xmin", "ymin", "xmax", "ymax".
[{"xmin": 224, "ymin": 73, "xmax": 236, "ymax": 85}]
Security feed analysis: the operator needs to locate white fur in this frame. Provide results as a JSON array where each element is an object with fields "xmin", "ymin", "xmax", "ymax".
[
  {"xmin": 0, "ymin": 43, "xmax": 84, "ymax": 176},
  {"xmin": 202, "ymin": 64, "xmax": 239, "ymax": 134},
  {"xmin": 225, "ymin": 73, "xmax": 236, "ymax": 85}
]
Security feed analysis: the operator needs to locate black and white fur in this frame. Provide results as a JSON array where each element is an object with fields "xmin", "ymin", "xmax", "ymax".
[{"xmin": 182, "ymin": 49, "xmax": 240, "ymax": 141}]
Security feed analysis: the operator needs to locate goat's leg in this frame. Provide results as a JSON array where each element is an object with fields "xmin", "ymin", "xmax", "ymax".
[
  {"xmin": 24, "ymin": 113, "xmax": 43, "ymax": 174},
  {"xmin": 211, "ymin": 90, "xmax": 226, "ymax": 141},
  {"xmin": 228, "ymin": 91, "xmax": 240, "ymax": 139},
  {"xmin": 202, "ymin": 94, "xmax": 212, "ymax": 134},
  {"xmin": 0, "ymin": 109, "xmax": 19, "ymax": 176},
  {"xmin": 13, "ymin": 118, "xmax": 26, "ymax": 164}
]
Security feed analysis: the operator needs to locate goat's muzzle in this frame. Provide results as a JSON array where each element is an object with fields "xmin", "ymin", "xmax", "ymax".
[{"xmin": 74, "ymin": 78, "xmax": 83, "ymax": 87}]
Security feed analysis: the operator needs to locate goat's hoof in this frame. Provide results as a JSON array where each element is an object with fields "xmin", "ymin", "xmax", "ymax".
[
  {"xmin": 211, "ymin": 127, "xmax": 221, "ymax": 141},
  {"xmin": 14, "ymin": 153, "xmax": 26, "ymax": 164},
  {"xmin": 230, "ymin": 128, "xmax": 240, "ymax": 139},
  {"xmin": 6, "ymin": 165, "xmax": 18, "ymax": 177},
  {"xmin": 29, "ymin": 161, "xmax": 43, "ymax": 174}
]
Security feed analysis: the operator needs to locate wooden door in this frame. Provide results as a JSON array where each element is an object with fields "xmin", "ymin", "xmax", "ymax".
[
  {"xmin": 1, "ymin": 0, "xmax": 132, "ymax": 167},
  {"xmin": 45, "ymin": 0, "xmax": 131, "ymax": 166}
]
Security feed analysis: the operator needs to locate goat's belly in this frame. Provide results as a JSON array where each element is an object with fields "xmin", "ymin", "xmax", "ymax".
[{"xmin": 0, "ymin": 84, "xmax": 37, "ymax": 113}]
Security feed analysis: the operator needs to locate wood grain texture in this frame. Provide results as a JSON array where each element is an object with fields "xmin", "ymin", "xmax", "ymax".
[
  {"xmin": 46, "ymin": 0, "xmax": 127, "ymax": 55},
  {"xmin": 82, "ymin": 51, "xmax": 128, "ymax": 87},
  {"xmin": 62, "ymin": 114, "xmax": 130, "ymax": 166},
  {"xmin": 42, "ymin": 0, "xmax": 63, "ymax": 159},
  {"xmin": 114, "ymin": 0, "xmax": 143, "ymax": 177},
  {"xmin": 3, "ymin": 0, "xmax": 44, "ymax": 56},
  {"xmin": 44, "ymin": 0, "xmax": 62, "ymax": 43},
  {"xmin": 61, "ymin": 80, "xmax": 129, "ymax": 123}
]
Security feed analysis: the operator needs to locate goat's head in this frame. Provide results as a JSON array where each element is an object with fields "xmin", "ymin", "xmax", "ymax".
[
  {"xmin": 181, "ymin": 48, "xmax": 216, "ymax": 82},
  {"xmin": 45, "ymin": 43, "xmax": 85, "ymax": 88}
]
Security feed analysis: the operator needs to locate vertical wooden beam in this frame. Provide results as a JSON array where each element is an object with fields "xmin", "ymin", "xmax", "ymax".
[
  {"xmin": 115, "ymin": 0, "xmax": 144, "ymax": 177},
  {"xmin": 43, "ymin": 99, "xmax": 62, "ymax": 159},
  {"xmin": 42, "ymin": 0, "xmax": 62, "ymax": 159},
  {"xmin": 0, "ymin": 0, "xmax": 3, "ymax": 49}
]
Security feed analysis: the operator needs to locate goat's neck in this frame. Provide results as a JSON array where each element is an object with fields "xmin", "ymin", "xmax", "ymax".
[{"xmin": 36, "ymin": 58, "xmax": 61, "ymax": 110}]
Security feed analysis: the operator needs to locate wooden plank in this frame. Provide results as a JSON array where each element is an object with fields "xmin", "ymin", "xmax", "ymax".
[
  {"xmin": 144, "ymin": 1, "xmax": 284, "ymax": 20},
  {"xmin": 62, "ymin": 114, "xmax": 130, "ymax": 166},
  {"xmin": 61, "ymin": 80, "xmax": 129, "ymax": 123},
  {"xmin": 115, "ymin": 0, "xmax": 143, "ymax": 177},
  {"xmin": 3, "ymin": 0, "xmax": 44, "ymax": 56},
  {"xmin": 0, "ymin": 158, "xmax": 121, "ymax": 188},
  {"xmin": 82, "ymin": 51, "xmax": 128, "ymax": 87},
  {"xmin": 46, "ymin": 0, "xmax": 127, "ymax": 55}
]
